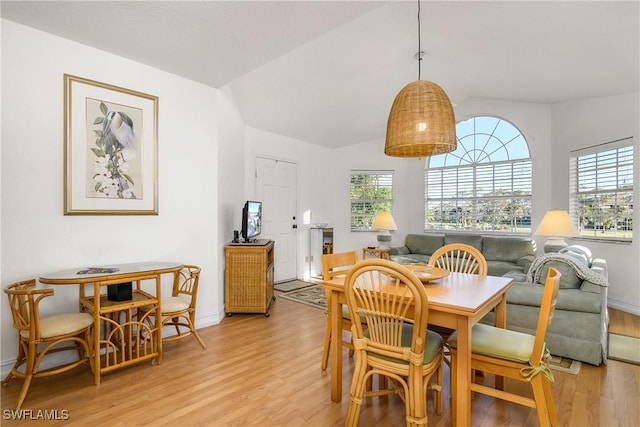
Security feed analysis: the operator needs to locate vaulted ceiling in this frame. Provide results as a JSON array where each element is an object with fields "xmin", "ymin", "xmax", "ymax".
[{"xmin": 2, "ymin": 1, "xmax": 638, "ymax": 148}]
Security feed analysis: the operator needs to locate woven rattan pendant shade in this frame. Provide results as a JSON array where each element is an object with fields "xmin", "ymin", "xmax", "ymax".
[{"xmin": 385, "ymin": 80, "xmax": 457, "ymax": 157}]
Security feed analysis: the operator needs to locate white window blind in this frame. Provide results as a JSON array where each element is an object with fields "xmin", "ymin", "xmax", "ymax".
[
  {"xmin": 350, "ymin": 171, "xmax": 393, "ymax": 231},
  {"xmin": 570, "ymin": 137, "xmax": 634, "ymax": 240},
  {"xmin": 425, "ymin": 116, "xmax": 532, "ymax": 233}
]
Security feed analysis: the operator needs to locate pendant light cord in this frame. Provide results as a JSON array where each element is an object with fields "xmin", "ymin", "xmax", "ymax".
[{"xmin": 417, "ymin": 0, "xmax": 422, "ymax": 80}]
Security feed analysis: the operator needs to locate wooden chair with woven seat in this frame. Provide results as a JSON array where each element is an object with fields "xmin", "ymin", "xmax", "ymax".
[
  {"xmin": 428, "ymin": 243, "xmax": 488, "ymax": 276},
  {"xmin": 320, "ymin": 251, "xmax": 360, "ymax": 370},
  {"xmin": 2, "ymin": 279, "xmax": 94, "ymax": 410},
  {"xmin": 447, "ymin": 267, "xmax": 562, "ymax": 427},
  {"xmin": 344, "ymin": 259, "xmax": 444, "ymax": 427},
  {"xmin": 428, "ymin": 242, "xmax": 488, "ymax": 368},
  {"xmin": 140, "ymin": 265, "xmax": 206, "ymax": 349}
]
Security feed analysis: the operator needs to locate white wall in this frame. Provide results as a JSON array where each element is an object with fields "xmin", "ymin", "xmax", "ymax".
[
  {"xmin": 1, "ymin": 20, "xmax": 223, "ymax": 367},
  {"xmin": 243, "ymin": 126, "xmax": 332, "ymax": 279},
  {"xmin": 551, "ymin": 92, "xmax": 640, "ymax": 314},
  {"xmin": 217, "ymin": 85, "xmax": 246, "ymax": 310}
]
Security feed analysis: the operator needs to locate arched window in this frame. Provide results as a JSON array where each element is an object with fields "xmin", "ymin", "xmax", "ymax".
[{"xmin": 425, "ymin": 116, "xmax": 532, "ymax": 233}]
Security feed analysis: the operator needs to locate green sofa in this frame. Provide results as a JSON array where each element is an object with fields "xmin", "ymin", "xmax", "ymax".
[
  {"xmin": 481, "ymin": 251, "xmax": 608, "ymax": 366},
  {"xmin": 390, "ymin": 235, "xmax": 609, "ymax": 365},
  {"xmin": 389, "ymin": 233, "xmax": 536, "ymax": 276}
]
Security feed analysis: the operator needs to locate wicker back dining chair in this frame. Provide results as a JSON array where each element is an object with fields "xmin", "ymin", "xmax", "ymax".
[
  {"xmin": 448, "ymin": 267, "xmax": 562, "ymax": 427},
  {"xmin": 428, "ymin": 243, "xmax": 489, "ymax": 366},
  {"xmin": 344, "ymin": 259, "xmax": 444, "ymax": 427},
  {"xmin": 141, "ymin": 265, "xmax": 205, "ymax": 349},
  {"xmin": 2, "ymin": 279, "xmax": 94, "ymax": 410},
  {"xmin": 320, "ymin": 251, "xmax": 359, "ymax": 370},
  {"xmin": 428, "ymin": 243, "xmax": 488, "ymax": 275}
]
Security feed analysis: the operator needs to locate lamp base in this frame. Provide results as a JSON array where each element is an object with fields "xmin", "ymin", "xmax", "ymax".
[
  {"xmin": 377, "ymin": 234, "xmax": 392, "ymax": 249},
  {"xmin": 543, "ymin": 237, "xmax": 568, "ymax": 253}
]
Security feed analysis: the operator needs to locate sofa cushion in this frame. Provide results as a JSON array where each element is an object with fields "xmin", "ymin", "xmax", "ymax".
[
  {"xmin": 405, "ymin": 234, "xmax": 443, "ymax": 255},
  {"xmin": 506, "ymin": 282, "xmax": 602, "ymax": 313},
  {"xmin": 444, "ymin": 234, "xmax": 483, "ymax": 252},
  {"xmin": 482, "ymin": 236, "xmax": 535, "ymax": 262},
  {"xmin": 487, "ymin": 261, "xmax": 524, "ymax": 277},
  {"xmin": 536, "ymin": 260, "xmax": 582, "ymax": 289}
]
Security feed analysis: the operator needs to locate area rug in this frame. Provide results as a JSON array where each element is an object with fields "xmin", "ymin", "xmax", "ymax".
[
  {"xmin": 278, "ymin": 284, "xmax": 327, "ymax": 310},
  {"xmin": 547, "ymin": 355, "xmax": 581, "ymax": 375},
  {"xmin": 274, "ymin": 279, "xmax": 316, "ymax": 293},
  {"xmin": 608, "ymin": 333, "xmax": 640, "ymax": 365}
]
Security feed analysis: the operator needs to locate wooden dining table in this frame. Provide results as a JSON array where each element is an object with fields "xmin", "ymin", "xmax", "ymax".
[
  {"xmin": 322, "ymin": 268, "xmax": 514, "ymax": 427},
  {"xmin": 39, "ymin": 261, "xmax": 183, "ymax": 385}
]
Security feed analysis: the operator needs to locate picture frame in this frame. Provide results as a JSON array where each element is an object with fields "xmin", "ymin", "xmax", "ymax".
[{"xmin": 64, "ymin": 74, "xmax": 158, "ymax": 215}]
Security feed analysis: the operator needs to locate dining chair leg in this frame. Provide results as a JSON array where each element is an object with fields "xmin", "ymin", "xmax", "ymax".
[
  {"xmin": 542, "ymin": 376, "xmax": 559, "ymax": 426},
  {"xmin": 187, "ymin": 317, "xmax": 207, "ymax": 349},
  {"xmin": 321, "ymin": 317, "xmax": 331, "ymax": 370},
  {"xmin": 531, "ymin": 376, "xmax": 552, "ymax": 427},
  {"xmin": 345, "ymin": 359, "xmax": 368, "ymax": 427}
]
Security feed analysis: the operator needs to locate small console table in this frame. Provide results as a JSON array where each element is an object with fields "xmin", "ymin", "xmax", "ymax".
[
  {"xmin": 39, "ymin": 261, "xmax": 182, "ymax": 385},
  {"xmin": 362, "ymin": 247, "xmax": 390, "ymax": 260}
]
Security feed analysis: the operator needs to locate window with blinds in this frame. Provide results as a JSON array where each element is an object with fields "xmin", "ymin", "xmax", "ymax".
[
  {"xmin": 350, "ymin": 171, "xmax": 393, "ymax": 231},
  {"xmin": 425, "ymin": 116, "xmax": 532, "ymax": 233},
  {"xmin": 570, "ymin": 138, "xmax": 634, "ymax": 240}
]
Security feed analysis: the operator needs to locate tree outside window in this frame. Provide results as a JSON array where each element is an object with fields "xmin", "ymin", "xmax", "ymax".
[{"xmin": 350, "ymin": 171, "xmax": 393, "ymax": 230}]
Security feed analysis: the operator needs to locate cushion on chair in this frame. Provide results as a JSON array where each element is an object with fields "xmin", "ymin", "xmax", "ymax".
[
  {"xmin": 365, "ymin": 323, "xmax": 443, "ymax": 365},
  {"xmin": 341, "ymin": 304, "xmax": 368, "ymax": 324},
  {"xmin": 447, "ymin": 323, "xmax": 537, "ymax": 363},
  {"xmin": 20, "ymin": 312, "xmax": 94, "ymax": 339},
  {"xmin": 161, "ymin": 296, "xmax": 190, "ymax": 313}
]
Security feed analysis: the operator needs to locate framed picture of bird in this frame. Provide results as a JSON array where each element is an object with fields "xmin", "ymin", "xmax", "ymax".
[{"xmin": 64, "ymin": 74, "xmax": 158, "ymax": 215}]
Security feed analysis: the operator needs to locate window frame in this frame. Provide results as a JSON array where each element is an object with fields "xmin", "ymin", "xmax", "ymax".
[
  {"xmin": 350, "ymin": 170, "xmax": 394, "ymax": 231},
  {"xmin": 569, "ymin": 137, "xmax": 634, "ymax": 242},
  {"xmin": 424, "ymin": 115, "xmax": 532, "ymax": 235}
]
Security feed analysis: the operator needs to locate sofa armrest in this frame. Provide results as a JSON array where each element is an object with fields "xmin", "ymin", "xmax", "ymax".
[
  {"xmin": 389, "ymin": 246, "xmax": 409, "ymax": 256},
  {"xmin": 591, "ymin": 258, "xmax": 608, "ymax": 280},
  {"xmin": 516, "ymin": 254, "xmax": 536, "ymax": 273}
]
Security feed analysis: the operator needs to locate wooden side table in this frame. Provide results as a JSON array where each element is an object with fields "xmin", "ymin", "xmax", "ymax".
[{"xmin": 362, "ymin": 247, "xmax": 390, "ymax": 260}]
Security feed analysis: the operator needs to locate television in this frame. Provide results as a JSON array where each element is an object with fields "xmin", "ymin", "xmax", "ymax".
[{"xmin": 241, "ymin": 200, "xmax": 262, "ymax": 243}]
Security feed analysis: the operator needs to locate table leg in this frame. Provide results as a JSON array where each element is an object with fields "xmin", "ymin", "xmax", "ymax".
[
  {"xmin": 494, "ymin": 295, "xmax": 507, "ymax": 391},
  {"xmin": 453, "ymin": 316, "xmax": 471, "ymax": 427},
  {"xmin": 156, "ymin": 275, "xmax": 163, "ymax": 365},
  {"xmin": 330, "ymin": 289, "xmax": 342, "ymax": 402},
  {"xmin": 93, "ymin": 282, "xmax": 101, "ymax": 385}
]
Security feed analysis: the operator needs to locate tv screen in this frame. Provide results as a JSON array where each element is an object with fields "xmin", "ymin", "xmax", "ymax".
[{"xmin": 241, "ymin": 201, "xmax": 262, "ymax": 242}]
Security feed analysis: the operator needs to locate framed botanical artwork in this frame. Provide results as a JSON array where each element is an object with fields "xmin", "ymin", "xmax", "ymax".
[{"xmin": 63, "ymin": 74, "xmax": 158, "ymax": 215}]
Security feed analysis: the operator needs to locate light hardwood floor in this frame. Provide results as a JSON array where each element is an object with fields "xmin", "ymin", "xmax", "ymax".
[{"xmin": 2, "ymin": 295, "xmax": 639, "ymax": 426}]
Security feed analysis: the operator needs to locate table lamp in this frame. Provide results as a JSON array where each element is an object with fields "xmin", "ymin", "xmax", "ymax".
[
  {"xmin": 534, "ymin": 209, "xmax": 579, "ymax": 253},
  {"xmin": 372, "ymin": 211, "xmax": 397, "ymax": 248}
]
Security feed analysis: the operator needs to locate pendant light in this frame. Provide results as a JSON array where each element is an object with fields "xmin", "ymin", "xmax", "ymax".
[{"xmin": 384, "ymin": 0, "xmax": 456, "ymax": 157}]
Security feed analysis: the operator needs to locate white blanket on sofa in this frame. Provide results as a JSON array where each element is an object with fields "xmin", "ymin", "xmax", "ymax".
[{"xmin": 526, "ymin": 252, "xmax": 609, "ymax": 287}]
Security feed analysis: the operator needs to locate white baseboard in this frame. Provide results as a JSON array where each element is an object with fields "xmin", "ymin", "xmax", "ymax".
[{"xmin": 608, "ymin": 297, "xmax": 640, "ymax": 316}]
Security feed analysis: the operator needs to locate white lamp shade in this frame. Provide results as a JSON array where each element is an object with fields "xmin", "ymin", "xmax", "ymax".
[
  {"xmin": 372, "ymin": 211, "xmax": 397, "ymax": 231},
  {"xmin": 534, "ymin": 210, "xmax": 578, "ymax": 237}
]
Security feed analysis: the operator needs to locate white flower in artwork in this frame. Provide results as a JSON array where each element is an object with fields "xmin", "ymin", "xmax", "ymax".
[{"xmin": 100, "ymin": 178, "xmax": 120, "ymax": 197}]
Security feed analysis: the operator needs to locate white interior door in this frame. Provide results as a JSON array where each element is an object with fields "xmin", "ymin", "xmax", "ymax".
[{"xmin": 255, "ymin": 157, "xmax": 297, "ymax": 282}]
